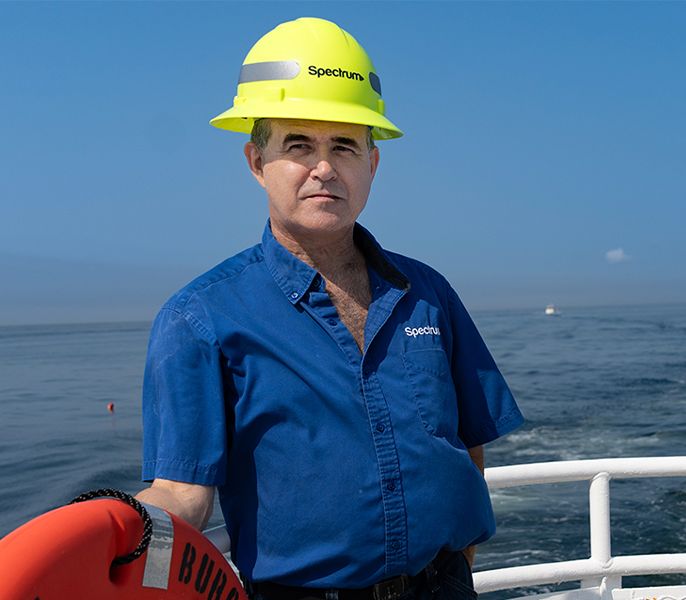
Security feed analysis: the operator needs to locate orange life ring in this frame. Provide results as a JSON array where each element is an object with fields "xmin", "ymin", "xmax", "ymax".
[{"xmin": 0, "ymin": 491, "xmax": 249, "ymax": 600}]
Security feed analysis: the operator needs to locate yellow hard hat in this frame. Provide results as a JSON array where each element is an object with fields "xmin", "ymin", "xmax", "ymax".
[{"xmin": 210, "ymin": 17, "xmax": 403, "ymax": 140}]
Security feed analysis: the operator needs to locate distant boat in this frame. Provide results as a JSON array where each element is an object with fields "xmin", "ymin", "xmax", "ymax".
[{"xmin": 545, "ymin": 304, "xmax": 558, "ymax": 316}]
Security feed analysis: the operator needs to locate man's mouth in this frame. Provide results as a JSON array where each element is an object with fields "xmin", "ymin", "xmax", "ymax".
[{"xmin": 303, "ymin": 192, "xmax": 342, "ymax": 200}]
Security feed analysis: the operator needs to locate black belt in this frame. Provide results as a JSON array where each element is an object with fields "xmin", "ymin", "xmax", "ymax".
[{"xmin": 248, "ymin": 549, "xmax": 449, "ymax": 600}]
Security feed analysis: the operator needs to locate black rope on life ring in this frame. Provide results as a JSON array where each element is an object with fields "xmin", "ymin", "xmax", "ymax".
[{"xmin": 69, "ymin": 488, "xmax": 153, "ymax": 566}]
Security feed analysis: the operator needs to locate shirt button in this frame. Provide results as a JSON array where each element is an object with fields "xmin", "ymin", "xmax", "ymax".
[
  {"xmin": 290, "ymin": 292, "xmax": 299, "ymax": 300},
  {"xmin": 376, "ymin": 423, "xmax": 385, "ymax": 433},
  {"xmin": 386, "ymin": 481, "xmax": 396, "ymax": 492},
  {"xmin": 391, "ymin": 540, "xmax": 401, "ymax": 550},
  {"xmin": 327, "ymin": 318, "xmax": 337, "ymax": 326}
]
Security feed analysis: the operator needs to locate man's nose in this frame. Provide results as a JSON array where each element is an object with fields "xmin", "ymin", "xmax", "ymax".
[{"xmin": 310, "ymin": 153, "xmax": 337, "ymax": 181}]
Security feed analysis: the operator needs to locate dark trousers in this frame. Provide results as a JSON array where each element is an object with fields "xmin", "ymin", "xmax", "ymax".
[{"xmin": 247, "ymin": 549, "xmax": 477, "ymax": 600}]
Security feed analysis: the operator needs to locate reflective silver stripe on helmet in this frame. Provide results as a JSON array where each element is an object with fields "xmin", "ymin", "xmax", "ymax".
[
  {"xmin": 141, "ymin": 503, "xmax": 174, "ymax": 590},
  {"xmin": 239, "ymin": 61, "xmax": 301, "ymax": 84}
]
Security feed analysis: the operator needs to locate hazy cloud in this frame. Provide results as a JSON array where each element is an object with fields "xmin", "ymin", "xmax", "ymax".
[{"xmin": 605, "ymin": 248, "xmax": 630, "ymax": 264}]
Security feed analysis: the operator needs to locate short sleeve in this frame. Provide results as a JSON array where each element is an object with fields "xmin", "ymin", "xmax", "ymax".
[
  {"xmin": 141, "ymin": 306, "xmax": 230, "ymax": 485},
  {"xmin": 447, "ymin": 290, "xmax": 524, "ymax": 447}
]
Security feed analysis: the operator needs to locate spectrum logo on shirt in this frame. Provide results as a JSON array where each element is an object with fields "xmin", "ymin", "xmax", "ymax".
[{"xmin": 404, "ymin": 325, "xmax": 441, "ymax": 338}]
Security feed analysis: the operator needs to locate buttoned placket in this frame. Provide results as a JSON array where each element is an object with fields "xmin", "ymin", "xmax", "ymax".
[{"xmin": 299, "ymin": 269, "xmax": 411, "ymax": 575}]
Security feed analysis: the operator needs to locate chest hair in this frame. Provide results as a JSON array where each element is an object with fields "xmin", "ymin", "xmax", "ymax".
[{"xmin": 323, "ymin": 266, "xmax": 371, "ymax": 352}]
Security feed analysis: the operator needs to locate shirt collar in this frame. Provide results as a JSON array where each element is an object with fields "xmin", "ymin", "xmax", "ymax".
[
  {"xmin": 353, "ymin": 223, "xmax": 410, "ymax": 291},
  {"xmin": 262, "ymin": 220, "xmax": 410, "ymax": 305},
  {"xmin": 262, "ymin": 221, "xmax": 319, "ymax": 305}
]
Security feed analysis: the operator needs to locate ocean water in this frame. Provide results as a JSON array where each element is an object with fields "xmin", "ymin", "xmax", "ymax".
[{"xmin": 1, "ymin": 304, "xmax": 684, "ymax": 595}]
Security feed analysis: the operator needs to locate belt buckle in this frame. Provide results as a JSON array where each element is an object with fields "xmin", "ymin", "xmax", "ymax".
[{"xmin": 372, "ymin": 574, "xmax": 409, "ymax": 600}]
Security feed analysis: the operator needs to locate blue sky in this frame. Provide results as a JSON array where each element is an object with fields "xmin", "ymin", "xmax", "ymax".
[{"xmin": 1, "ymin": 1, "xmax": 684, "ymax": 324}]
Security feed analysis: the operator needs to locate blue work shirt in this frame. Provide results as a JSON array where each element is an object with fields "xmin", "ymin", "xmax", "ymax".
[{"xmin": 142, "ymin": 221, "xmax": 523, "ymax": 588}]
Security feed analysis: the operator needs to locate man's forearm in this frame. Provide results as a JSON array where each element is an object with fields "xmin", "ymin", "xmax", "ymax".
[
  {"xmin": 136, "ymin": 480, "xmax": 214, "ymax": 531},
  {"xmin": 464, "ymin": 445, "xmax": 485, "ymax": 567},
  {"xmin": 468, "ymin": 445, "xmax": 484, "ymax": 475}
]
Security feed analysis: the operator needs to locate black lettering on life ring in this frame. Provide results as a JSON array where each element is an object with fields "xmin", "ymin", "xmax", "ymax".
[
  {"xmin": 226, "ymin": 587, "xmax": 239, "ymax": 600},
  {"xmin": 207, "ymin": 569, "xmax": 227, "ymax": 600},
  {"xmin": 195, "ymin": 553, "xmax": 215, "ymax": 593},
  {"xmin": 176, "ymin": 541, "xmax": 241, "ymax": 600},
  {"xmin": 179, "ymin": 542, "xmax": 196, "ymax": 584}
]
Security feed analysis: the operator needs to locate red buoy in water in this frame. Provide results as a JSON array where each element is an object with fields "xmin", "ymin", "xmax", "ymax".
[{"xmin": 107, "ymin": 402, "xmax": 115, "ymax": 413}]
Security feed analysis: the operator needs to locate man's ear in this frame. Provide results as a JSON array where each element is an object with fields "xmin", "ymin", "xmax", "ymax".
[
  {"xmin": 244, "ymin": 142, "xmax": 266, "ymax": 188},
  {"xmin": 370, "ymin": 146, "xmax": 380, "ymax": 180}
]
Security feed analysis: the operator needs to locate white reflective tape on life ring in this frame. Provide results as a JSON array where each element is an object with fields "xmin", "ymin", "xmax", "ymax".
[{"xmin": 141, "ymin": 503, "xmax": 174, "ymax": 590}]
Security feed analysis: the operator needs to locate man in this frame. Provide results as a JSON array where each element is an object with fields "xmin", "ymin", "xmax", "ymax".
[{"xmin": 137, "ymin": 17, "xmax": 523, "ymax": 600}]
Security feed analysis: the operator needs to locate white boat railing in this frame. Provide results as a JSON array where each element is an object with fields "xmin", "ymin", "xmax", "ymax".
[
  {"xmin": 476, "ymin": 456, "xmax": 686, "ymax": 598},
  {"xmin": 205, "ymin": 457, "xmax": 686, "ymax": 599}
]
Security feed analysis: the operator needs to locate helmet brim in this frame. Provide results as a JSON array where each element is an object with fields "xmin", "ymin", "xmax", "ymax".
[{"xmin": 210, "ymin": 98, "xmax": 403, "ymax": 141}]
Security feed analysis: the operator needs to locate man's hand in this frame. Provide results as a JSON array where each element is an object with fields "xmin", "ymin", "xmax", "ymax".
[
  {"xmin": 462, "ymin": 545, "xmax": 476, "ymax": 568},
  {"xmin": 136, "ymin": 479, "xmax": 215, "ymax": 531},
  {"xmin": 467, "ymin": 445, "xmax": 484, "ymax": 476}
]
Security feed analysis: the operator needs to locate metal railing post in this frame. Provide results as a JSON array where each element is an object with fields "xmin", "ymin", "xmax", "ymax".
[
  {"xmin": 589, "ymin": 472, "xmax": 612, "ymax": 565},
  {"xmin": 582, "ymin": 471, "xmax": 617, "ymax": 591}
]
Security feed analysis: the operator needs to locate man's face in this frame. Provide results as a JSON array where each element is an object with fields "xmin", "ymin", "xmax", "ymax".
[{"xmin": 245, "ymin": 119, "xmax": 380, "ymax": 242}]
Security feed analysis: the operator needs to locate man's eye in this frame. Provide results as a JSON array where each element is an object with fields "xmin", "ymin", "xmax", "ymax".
[
  {"xmin": 334, "ymin": 145, "xmax": 355, "ymax": 153},
  {"xmin": 287, "ymin": 143, "xmax": 309, "ymax": 151}
]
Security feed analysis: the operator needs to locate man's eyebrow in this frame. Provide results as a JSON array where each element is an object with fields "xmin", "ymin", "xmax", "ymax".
[
  {"xmin": 280, "ymin": 133, "xmax": 362, "ymax": 150},
  {"xmin": 331, "ymin": 136, "xmax": 361, "ymax": 150},
  {"xmin": 282, "ymin": 133, "xmax": 312, "ymax": 147}
]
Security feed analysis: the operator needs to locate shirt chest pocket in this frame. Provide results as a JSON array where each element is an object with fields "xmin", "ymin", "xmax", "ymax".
[{"xmin": 402, "ymin": 348, "xmax": 459, "ymax": 441}]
